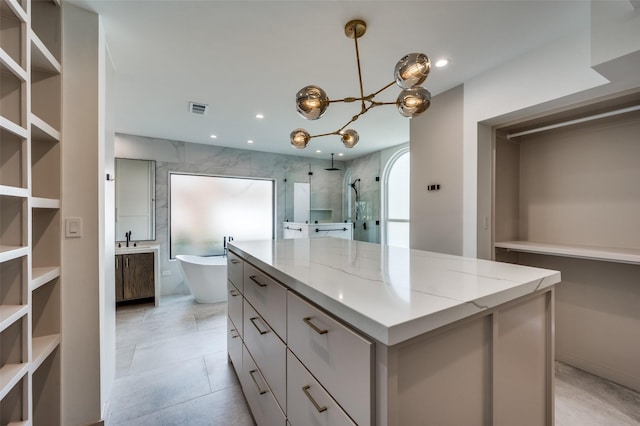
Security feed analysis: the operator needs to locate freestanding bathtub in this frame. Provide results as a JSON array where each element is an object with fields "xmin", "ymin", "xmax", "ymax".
[{"xmin": 175, "ymin": 255, "xmax": 228, "ymax": 303}]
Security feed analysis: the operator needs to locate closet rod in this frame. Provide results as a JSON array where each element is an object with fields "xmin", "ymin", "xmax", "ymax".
[{"xmin": 506, "ymin": 104, "xmax": 640, "ymax": 139}]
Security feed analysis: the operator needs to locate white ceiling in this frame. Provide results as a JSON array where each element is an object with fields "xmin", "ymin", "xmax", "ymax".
[{"xmin": 70, "ymin": 0, "xmax": 591, "ymax": 161}]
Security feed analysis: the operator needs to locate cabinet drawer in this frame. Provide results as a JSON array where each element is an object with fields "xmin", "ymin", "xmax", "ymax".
[
  {"xmin": 227, "ymin": 251, "xmax": 244, "ymax": 291},
  {"xmin": 243, "ymin": 263, "xmax": 287, "ymax": 340},
  {"xmin": 241, "ymin": 345, "xmax": 286, "ymax": 426},
  {"xmin": 244, "ymin": 299, "xmax": 286, "ymax": 411},
  {"xmin": 287, "ymin": 350, "xmax": 356, "ymax": 426},
  {"xmin": 287, "ymin": 292, "xmax": 373, "ymax": 426},
  {"xmin": 227, "ymin": 280, "xmax": 243, "ymax": 337},
  {"xmin": 227, "ymin": 316, "xmax": 242, "ymax": 376}
]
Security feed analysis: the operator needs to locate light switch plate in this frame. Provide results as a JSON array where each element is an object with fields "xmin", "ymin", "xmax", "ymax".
[{"xmin": 65, "ymin": 217, "xmax": 82, "ymax": 238}]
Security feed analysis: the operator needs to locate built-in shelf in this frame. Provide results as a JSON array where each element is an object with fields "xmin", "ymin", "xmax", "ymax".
[
  {"xmin": 0, "ymin": 305, "xmax": 28, "ymax": 333},
  {"xmin": 0, "ymin": 363, "xmax": 29, "ymax": 401},
  {"xmin": 30, "ymin": 113, "xmax": 60, "ymax": 142},
  {"xmin": 8, "ymin": 421, "xmax": 30, "ymax": 426},
  {"xmin": 0, "ymin": 185, "xmax": 28, "ymax": 198},
  {"xmin": 2, "ymin": 0, "xmax": 27, "ymax": 23},
  {"xmin": 30, "ymin": 266, "xmax": 60, "ymax": 291},
  {"xmin": 29, "ymin": 31, "xmax": 61, "ymax": 74},
  {"xmin": 0, "ymin": 49, "xmax": 27, "ymax": 81},
  {"xmin": 0, "ymin": 116, "xmax": 27, "ymax": 139},
  {"xmin": 0, "ymin": 246, "xmax": 28, "ymax": 263},
  {"xmin": 495, "ymin": 240, "xmax": 640, "ymax": 265},
  {"xmin": 31, "ymin": 334, "xmax": 60, "ymax": 372},
  {"xmin": 31, "ymin": 197, "xmax": 60, "ymax": 209}
]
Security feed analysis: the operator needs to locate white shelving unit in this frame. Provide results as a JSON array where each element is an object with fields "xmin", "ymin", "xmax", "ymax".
[
  {"xmin": 492, "ymin": 92, "xmax": 640, "ymax": 392},
  {"xmin": 0, "ymin": 0, "xmax": 61, "ymax": 423}
]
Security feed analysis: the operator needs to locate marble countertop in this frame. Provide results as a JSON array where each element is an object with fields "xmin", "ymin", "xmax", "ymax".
[{"xmin": 229, "ymin": 238, "xmax": 561, "ymax": 346}]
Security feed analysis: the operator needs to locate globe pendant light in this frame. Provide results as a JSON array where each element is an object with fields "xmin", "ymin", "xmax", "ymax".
[{"xmin": 291, "ymin": 19, "xmax": 432, "ymax": 149}]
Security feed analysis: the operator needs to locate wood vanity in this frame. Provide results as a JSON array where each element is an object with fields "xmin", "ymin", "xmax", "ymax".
[
  {"xmin": 227, "ymin": 238, "xmax": 561, "ymax": 425},
  {"xmin": 115, "ymin": 245, "xmax": 160, "ymax": 305}
]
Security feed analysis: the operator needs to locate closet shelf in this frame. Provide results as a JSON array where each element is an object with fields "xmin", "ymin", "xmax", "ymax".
[
  {"xmin": 31, "ymin": 197, "xmax": 60, "ymax": 209},
  {"xmin": 0, "ymin": 116, "xmax": 28, "ymax": 139},
  {"xmin": 30, "ymin": 114, "xmax": 60, "ymax": 141},
  {"xmin": 0, "ymin": 185, "xmax": 28, "ymax": 198},
  {"xmin": 0, "ymin": 246, "xmax": 28, "ymax": 263},
  {"xmin": 29, "ymin": 31, "xmax": 61, "ymax": 74},
  {"xmin": 0, "ymin": 363, "xmax": 29, "ymax": 401},
  {"xmin": 31, "ymin": 334, "xmax": 61, "ymax": 373},
  {"xmin": 7, "ymin": 421, "xmax": 30, "ymax": 426},
  {"xmin": 0, "ymin": 305, "xmax": 28, "ymax": 333},
  {"xmin": 31, "ymin": 267, "xmax": 60, "ymax": 291},
  {"xmin": 0, "ymin": 49, "xmax": 27, "ymax": 81},
  {"xmin": 495, "ymin": 240, "xmax": 640, "ymax": 265}
]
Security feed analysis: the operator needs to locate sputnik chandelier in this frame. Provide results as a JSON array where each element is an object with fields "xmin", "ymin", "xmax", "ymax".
[{"xmin": 290, "ymin": 19, "xmax": 432, "ymax": 150}]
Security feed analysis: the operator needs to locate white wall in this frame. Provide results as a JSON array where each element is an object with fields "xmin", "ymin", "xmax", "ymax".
[{"xmin": 62, "ymin": 4, "xmax": 106, "ymax": 424}]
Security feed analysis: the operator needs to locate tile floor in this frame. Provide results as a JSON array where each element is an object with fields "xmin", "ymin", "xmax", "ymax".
[{"xmin": 106, "ymin": 295, "xmax": 640, "ymax": 426}]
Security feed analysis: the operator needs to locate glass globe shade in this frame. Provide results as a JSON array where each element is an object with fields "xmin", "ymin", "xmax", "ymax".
[
  {"xmin": 340, "ymin": 129, "xmax": 359, "ymax": 148},
  {"xmin": 290, "ymin": 128, "xmax": 311, "ymax": 149},
  {"xmin": 295, "ymin": 85, "xmax": 330, "ymax": 120},
  {"xmin": 396, "ymin": 87, "xmax": 431, "ymax": 117},
  {"xmin": 394, "ymin": 53, "xmax": 431, "ymax": 89}
]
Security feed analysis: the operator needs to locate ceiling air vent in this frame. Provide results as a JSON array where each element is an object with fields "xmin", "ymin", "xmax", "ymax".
[{"xmin": 189, "ymin": 102, "xmax": 208, "ymax": 115}]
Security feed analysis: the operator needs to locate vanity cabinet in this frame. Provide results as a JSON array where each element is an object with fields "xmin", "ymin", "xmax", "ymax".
[{"xmin": 115, "ymin": 253, "xmax": 154, "ymax": 302}]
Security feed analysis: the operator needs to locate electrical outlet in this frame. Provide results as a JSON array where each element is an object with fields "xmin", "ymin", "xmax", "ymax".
[{"xmin": 162, "ymin": 270, "xmax": 172, "ymax": 276}]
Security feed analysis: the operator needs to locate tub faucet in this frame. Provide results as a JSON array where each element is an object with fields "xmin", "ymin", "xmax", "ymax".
[{"xmin": 125, "ymin": 231, "xmax": 132, "ymax": 247}]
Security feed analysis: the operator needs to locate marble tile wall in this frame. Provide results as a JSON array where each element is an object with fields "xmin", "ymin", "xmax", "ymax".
[{"xmin": 115, "ymin": 134, "xmax": 347, "ymax": 295}]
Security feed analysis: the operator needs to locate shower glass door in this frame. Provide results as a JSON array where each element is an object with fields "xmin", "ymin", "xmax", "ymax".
[{"xmin": 169, "ymin": 173, "xmax": 274, "ymax": 258}]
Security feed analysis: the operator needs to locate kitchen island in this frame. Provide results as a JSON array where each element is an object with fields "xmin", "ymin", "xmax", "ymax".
[{"xmin": 227, "ymin": 238, "xmax": 561, "ymax": 426}]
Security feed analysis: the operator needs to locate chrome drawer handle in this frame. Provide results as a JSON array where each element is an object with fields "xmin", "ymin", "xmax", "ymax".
[
  {"xmin": 249, "ymin": 369, "xmax": 268, "ymax": 395},
  {"xmin": 229, "ymin": 289, "xmax": 240, "ymax": 297},
  {"xmin": 249, "ymin": 275, "xmax": 267, "ymax": 287},
  {"xmin": 250, "ymin": 317, "xmax": 270, "ymax": 335},
  {"xmin": 230, "ymin": 259, "xmax": 240, "ymax": 264},
  {"xmin": 302, "ymin": 385, "xmax": 327, "ymax": 413},
  {"xmin": 303, "ymin": 317, "xmax": 328, "ymax": 335}
]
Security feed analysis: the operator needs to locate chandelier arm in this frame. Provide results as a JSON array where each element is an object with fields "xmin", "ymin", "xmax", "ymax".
[
  {"xmin": 310, "ymin": 130, "xmax": 341, "ymax": 139},
  {"xmin": 371, "ymin": 81, "xmax": 397, "ymax": 97},
  {"xmin": 353, "ymin": 32, "xmax": 366, "ymax": 113}
]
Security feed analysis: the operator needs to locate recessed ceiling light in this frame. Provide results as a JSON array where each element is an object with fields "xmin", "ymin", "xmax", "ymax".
[
  {"xmin": 435, "ymin": 58, "xmax": 449, "ymax": 68},
  {"xmin": 210, "ymin": 134, "xmax": 217, "ymax": 139},
  {"xmin": 316, "ymin": 150, "xmax": 321, "ymax": 153},
  {"xmin": 248, "ymin": 140, "xmax": 254, "ymax": 144},
  {"xmin": 338, "ymin": 153, "xmax": 344, "ymax": 156},
  {"xmin": 256, "ymin": 114, "xmax": 264, "ymax": 119}
]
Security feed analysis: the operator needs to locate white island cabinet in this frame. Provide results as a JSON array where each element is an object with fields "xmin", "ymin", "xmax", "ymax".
[{"xmin": 227, "ymin": 238, "xmax": 561, "ymax": 426}]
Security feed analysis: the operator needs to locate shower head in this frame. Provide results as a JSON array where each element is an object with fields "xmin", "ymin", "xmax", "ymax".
[{"xmin": 325, "ymin": 153, "xmax": 340, "ymax": 171}]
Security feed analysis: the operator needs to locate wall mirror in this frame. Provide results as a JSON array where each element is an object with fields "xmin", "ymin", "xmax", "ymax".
[{"xmin": 115, "ymin": 158, "xmax": 156, "ymax": 242}]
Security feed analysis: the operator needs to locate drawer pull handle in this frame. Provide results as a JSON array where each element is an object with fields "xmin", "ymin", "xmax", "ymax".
[
  {"xmin": 249, "ymin": 369, "xmax": 268, "ymax": 395},
  {"xmin": 230, "ymin": 259, "xmax": 240, "ymax": 264},
  {"xmin": 302, "ymin": 385, "xmax": 327, "ymax": 413},
  {"xmin": 249, "ymin": 275, "xmax": 268, "ymax": 287},
  {"xmin": 229, "ymin": 289, "xmax": 240, "ymax": 297},
  {"xmin": 230, "ymin": 329, "xmax": 239, "ymax": 339},
  {"xmin": 303, "ymin": 317, "xmax": 328, "ymax": 335},
  {"xmin": 250, "ymin": 317, "xmax": 270, "ymax": 335}
]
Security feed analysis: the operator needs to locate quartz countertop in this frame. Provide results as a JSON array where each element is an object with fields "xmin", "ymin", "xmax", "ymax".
[
  {"xmin": 115, "ymin": 244, "xmax": 160, "ymax": 255},
  {"xmin": 228, "ymin": 238, "xmax": 561, "ymax": 346}
]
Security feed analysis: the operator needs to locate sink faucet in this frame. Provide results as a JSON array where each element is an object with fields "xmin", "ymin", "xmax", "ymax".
[{"xmin": 125, "ymin": 231, "xmax": 132, "ymax": 247}]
